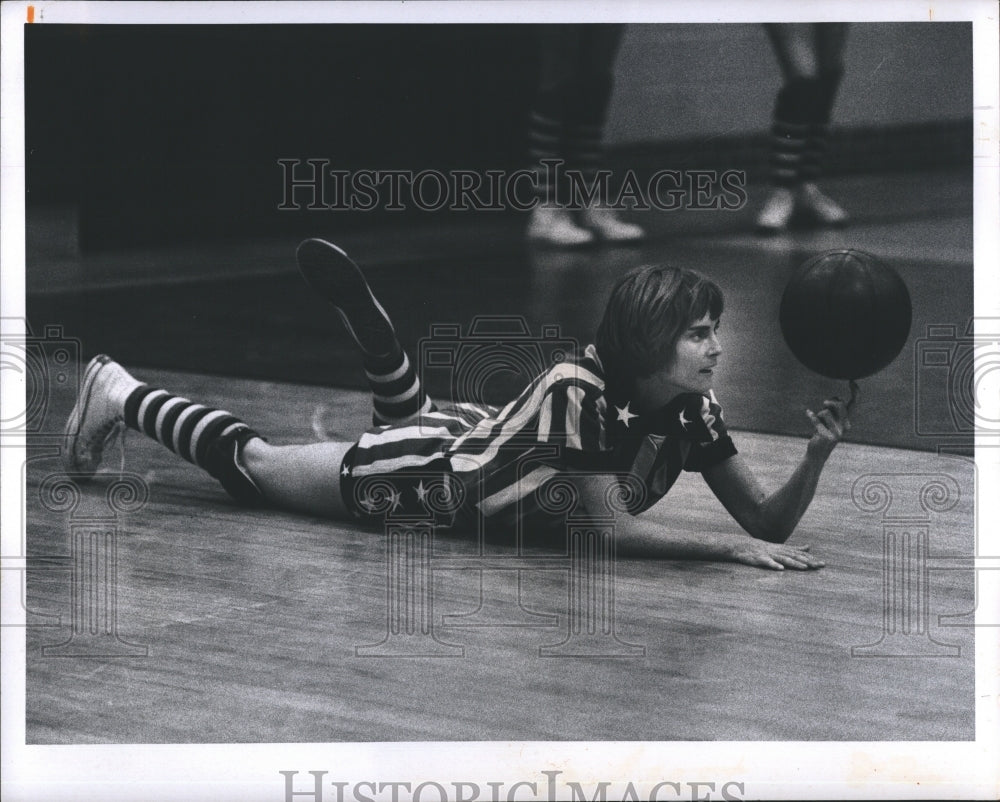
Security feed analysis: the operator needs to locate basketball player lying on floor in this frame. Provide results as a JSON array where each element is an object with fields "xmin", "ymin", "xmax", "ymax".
[{"xmin": 65, "ymin": 239, "xmax": 850, "ymax": 571}]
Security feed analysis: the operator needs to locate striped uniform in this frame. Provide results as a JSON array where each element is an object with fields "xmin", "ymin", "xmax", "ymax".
[{"xmin": 341, "ymin": 344, "xmax": 737, "ymax": 537}]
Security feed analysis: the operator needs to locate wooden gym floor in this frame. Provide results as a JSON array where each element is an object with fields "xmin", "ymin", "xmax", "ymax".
[{"xmin": 20, "ymin": 168, "xmax": 978, "ymax": 742}]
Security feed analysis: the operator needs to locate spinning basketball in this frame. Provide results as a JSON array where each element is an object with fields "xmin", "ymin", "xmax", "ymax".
[{"xmin": 780, "ymin": 249, "xmax": 912, "ymax": 381}]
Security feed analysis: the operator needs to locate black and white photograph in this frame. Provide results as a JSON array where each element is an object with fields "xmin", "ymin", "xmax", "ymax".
[{"xmin": 2, "ymin": 1, "xmax": 998, "ymax": 800}]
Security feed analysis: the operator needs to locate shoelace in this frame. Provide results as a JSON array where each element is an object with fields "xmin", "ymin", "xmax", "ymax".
[
  {"xmin": 115, "ymin": 421, "xmax": 127, "ymax": 476},
  {"xmin": 86, "ymin": 417, "xmax": 127, "ymax": 475}
]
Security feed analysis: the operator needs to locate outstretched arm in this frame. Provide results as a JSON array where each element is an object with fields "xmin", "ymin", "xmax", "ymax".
[
  {"xmin": 702, "ymin": 397, "xmax": 850, "ymax": 543},
  {"xmin": 568, "ymin": 474, "xmax": 824, "ymax": 571}
]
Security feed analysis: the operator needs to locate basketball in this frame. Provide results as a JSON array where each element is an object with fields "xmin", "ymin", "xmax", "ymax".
[{"xmin": 779, "ymin": 249, "xmax": 912, "ymax": 380}]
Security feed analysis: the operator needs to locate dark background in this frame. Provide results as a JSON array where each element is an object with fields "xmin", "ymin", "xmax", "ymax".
[
  {"xmin": 26, "ymin": 24, "xmax": 538, "ymax": 248},
  {"xmin": 26, "ymin": 23, "xmax": 971, "ymax": 251},
  {"xmin": 22, "ymin": 23, "xmax": 975, "ymax": 452}
]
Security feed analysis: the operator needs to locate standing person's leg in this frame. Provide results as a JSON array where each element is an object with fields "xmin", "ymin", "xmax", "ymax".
[
  {"xmin": 757, "ymin": 23, "xmax": 848, "ymax": 232},
  {"xmin": 570, "ymin": 24, "xmax": 644, "ymax": 242},
  {"xmin": 798, "ymin": 23, "xmax": 850, "ymax": 224},
  {"xmin": 64, "ymin": 355, "xmax": 356, "ymax": 518},
  {"xmin": 296, "ymin": 238, "xmax": 436, "ymax": 426},
  {"xmin": 757, "ymin": 24, "xmax": 819, "ymax": 232},
  {"xmin": 526, "ymin": 25, "xmax": 595, "ymax": 246},
  {"xmin": 815, "ymin": 22, "xmax": 849, "ymax": 69},
  {"xmin": 765, "ymin": 22, "xmax": 820, "ymax": 77}
]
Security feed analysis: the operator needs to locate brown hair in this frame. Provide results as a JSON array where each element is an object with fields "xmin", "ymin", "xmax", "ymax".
[{"xmin": 596, "ymin": 264, "xmax": 724, "ymax": 389}]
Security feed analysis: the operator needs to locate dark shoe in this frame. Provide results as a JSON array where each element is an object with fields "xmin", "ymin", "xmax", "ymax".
[{"xmin": 296, "ymin": 238, "xmax": 399, "ymax": 359}]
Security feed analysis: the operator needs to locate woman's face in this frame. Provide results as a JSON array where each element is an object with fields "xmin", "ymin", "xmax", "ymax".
[{"xmin": 638, "ymin": 313, "xmax": 722, "ymax": 407}]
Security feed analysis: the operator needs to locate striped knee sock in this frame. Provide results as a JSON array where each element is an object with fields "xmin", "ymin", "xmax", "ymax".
[
  {"xmin": 801, "ymin": 123, "xmax": 829, "ymax": 182},
  {"xmin": 364, "ymin": 349, "xmax": 436, "ymax": 426},
  {"xmin": 802, "ymin": 72, "xmax": 843, "ymax": 182},
  {"xmin": 769, "ymin": 77, "xmax": 823, "ymax": 188},
  {"xmin": 123, "ymin": 386, "xmax": 265, "ymax": 505},
  {"xmin": 528, "ymin": 112, "xmax": 563, "ymax": 206},
  {"xmin": 566, "ymin": 121, "xmax": 606, "ymax": 204}
]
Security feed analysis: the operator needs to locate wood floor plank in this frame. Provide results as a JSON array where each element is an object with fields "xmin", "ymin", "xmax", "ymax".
[{"xmin": 25, "ymin": 369, "xmax": 975, "ymax": 743}]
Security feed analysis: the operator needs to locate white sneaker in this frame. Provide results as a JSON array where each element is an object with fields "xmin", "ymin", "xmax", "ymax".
[
  {"xmin": 63, "ymin": 355, "xmax": 141, "ymax": 477},
  {"xmin": 798, "ymin": 182, "xmax": 849, "ymax": 227},
  {"xmin": 755, "ymin": 187, "xmax": 797, "ymax": 233},
  {"xmin": 579, "ymin": 207, "xmax": 645, "ymax": 242},
  {"xmin": 527, "ymin": 207, "xmax": 594, "ymax": 247}
]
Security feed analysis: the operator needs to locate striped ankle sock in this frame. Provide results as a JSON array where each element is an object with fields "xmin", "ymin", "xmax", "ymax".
[
  {"xmin": 801, "ymin": 123, "xmax": 830, "ymax": 182},
  {"xmin": 123, "ymin": 386, "xmax": 264, "ymax": 505},
  {"xmin": 364, "ymin": 349, "xmax": 436, "ymax": 426},
  {"xmin": 769, "ymin": 119, "xmax": 810, "ymax": 187}
]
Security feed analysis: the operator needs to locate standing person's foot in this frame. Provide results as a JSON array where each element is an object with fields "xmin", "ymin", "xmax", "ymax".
[
  {"xmin": 296, "ymin": 238, "xmax": 399, "ymax": 359},
  {"xmin": 579, "ymin": 208, "xmax": 645, "ymax": 242},
  {"xmin": 63, "ymin": 355, "xmax": 142, "ymax": 476},
  {"xmin": 526, "ymin": 207, "xmax": 594, "ymax": 247},
  {"xmin": 755, "ymin": 187, "xmax": 797, "ymax": 234},
  {"xmin": 797, "ymin": 182, "xmax": 849, "ymax": 227}
]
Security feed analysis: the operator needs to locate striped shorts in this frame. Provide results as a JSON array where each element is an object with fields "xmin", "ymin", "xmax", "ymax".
[{"xmin": 339, "ymin": 444, "xmax": 466, "ymax": 528}]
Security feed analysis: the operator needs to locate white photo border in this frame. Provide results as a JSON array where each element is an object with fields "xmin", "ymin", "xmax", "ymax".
[{"xmin": 2, "ymin": 2, "xmax": 997, "ymax": 800}]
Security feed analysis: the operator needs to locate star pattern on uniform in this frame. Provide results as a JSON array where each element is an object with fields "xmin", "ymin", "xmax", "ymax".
[
  {"xmin": 415, "ymin": 480, "xmax": 429, "ymax": 504},
  {"xmin": 341, "ymin": 464, "xmax": 351, "ymax": 477},
  {"xmin": 359, "ymin": 488, "xmax": 403, "ymax": 513},
  {"xmin": 616, "ymin": 402, "xmax": 639, "ymax": 428}
]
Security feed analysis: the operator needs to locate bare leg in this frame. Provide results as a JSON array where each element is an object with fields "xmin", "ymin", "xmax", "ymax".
[
  {"xmin": 764, "ymin": 23, "xmax": 821, "ymax": 79},
  {"xmin": 816, "ymin": 22, "xmax": 850, "ymax": 75},
  {"xmin": 242, "ymin": 438, "xmax": 354, "ymax": 519}
]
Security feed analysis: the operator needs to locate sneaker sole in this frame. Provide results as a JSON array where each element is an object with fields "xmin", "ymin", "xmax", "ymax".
[
  {"xmin": 62, "ymin": 354, "xmax": 113, "ymax": 476},
  {"xmin": 295, "ymin": 238, "xmax": 396, "ymax": 357},
  {"xmin": 591, "ymin": 230, "xmax": 645, "ymax": 243},
  {"xmin": 526, "ymin": 229, "xmax": 596, "ymax": 248}
]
